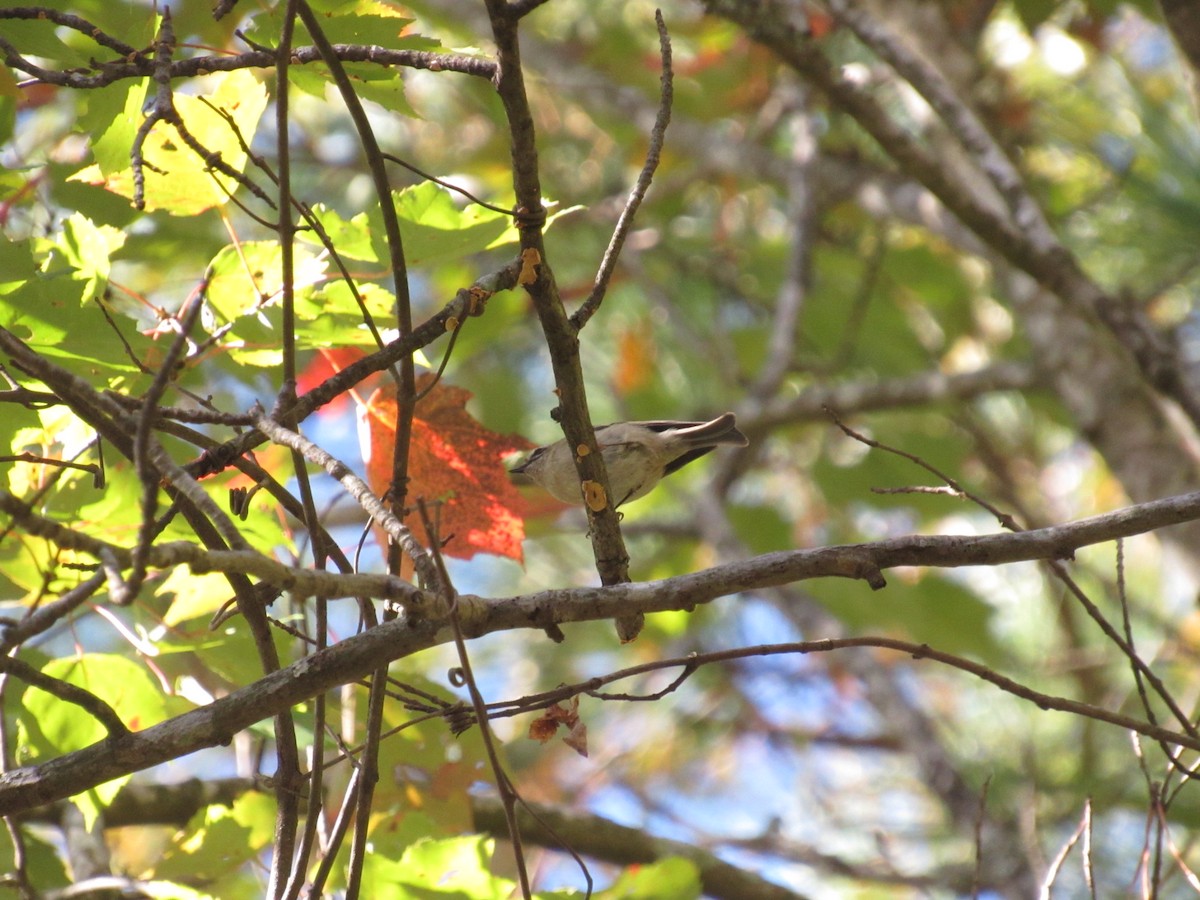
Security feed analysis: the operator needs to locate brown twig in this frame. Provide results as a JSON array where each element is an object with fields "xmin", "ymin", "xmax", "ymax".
[
  {"xmin": 180, "ymin": 259, "xmax": 520, "ymax": 480},
  {"xmin": 127, "ymin": 12, "xmax": 272, "ymax": 212},
  {"xmin": 0, "ymin": 27, "xmax": 497, "ymax": 90},
  {"xmin": 124, "ymin": 289, "xmax": 205, "ymax": 605},
  {"xmin": 0, "ymin": 7, "xmax": 140, "ymax": 58},
  {"xmin": 250, "ymin": 408, "xmax": 437, "ymax": 589},
  {"xmin": 417, "ymin": 501, "xmax": 533, "ymax": 899},
  {"xmin": 291, "ymin": 2, "xmax": 416, "ymax": 595},
  {"xmin": 382, "ymin": 152, "xmax": 514, "ymax": 215},
  {"xmin": 0, "ymin": 655, "xmax": 127, "ymax": 739},
  {"xmin": 571, "ymin": 11, "xmax": 673, "ymax": 331},
  {"xmin": 829, "ymin": 408, "xmax": 1197, "ymax": 737},
  {"xmin": 704, "ymin": 0, "xmax": 1200, "ymax": 433},
  {"xmin": 484, "ymin": 0, "xmax": 637, "ymax": 639}
]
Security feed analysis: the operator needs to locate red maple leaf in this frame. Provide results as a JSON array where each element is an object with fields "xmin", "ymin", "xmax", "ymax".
[
  {"xmin": 297, "ymin": 347, "xmax": 383, "ymax": 416},
  {"xmin": 362, "ymin": 374, "xmax": 534, "ymax": 562}
]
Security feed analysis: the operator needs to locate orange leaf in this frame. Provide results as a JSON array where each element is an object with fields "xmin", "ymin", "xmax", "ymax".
[
  {"xmin": 362, "ymin": 374, "xmax": 534, "ymax": 561},
  {"xmin": 612, "ymin": 326, "xmax": 655, "ymax": 396}
]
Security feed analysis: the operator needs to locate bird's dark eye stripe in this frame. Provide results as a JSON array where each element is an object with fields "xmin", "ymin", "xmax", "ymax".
[{"xmin": 527, "ymin": 447, "xmax": 546, "ymax": 461}]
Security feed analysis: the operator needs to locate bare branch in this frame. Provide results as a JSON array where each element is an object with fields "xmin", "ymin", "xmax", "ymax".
[
  {"xmin": 571, "ymin": 10, "xmax": 673, "ymax": 331},
  {"xmin": 484, "ymin": 0, "xmax": 637, "ymax": 639},
  {"xmin": 0, "ymin": 656, "xmax": 127, "ymax": 739},
  {"xmin": 5, "ymin": 490, "xmax": 1200, "ymax": 813},
  {"xmin": 250, "ymin": 409, "xmax": 439, "ymax": 590},
  {"xmin": 702, "ymin": 0, "xmax": 1200, "ymax": 431}
]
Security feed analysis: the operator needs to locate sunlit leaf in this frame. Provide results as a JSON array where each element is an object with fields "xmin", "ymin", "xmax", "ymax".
[
  {"xmin": 368, "ymin": 182, "xmax": 518, "ymax": 268},
  {"xmin": 361, "ymin": 374, "xmax": 533, "ymax": 561},
  {"xmin": 205, "ymin": 240, "xmax": 327, "ymax": 324},
  {"xmin": 68, "ymin": 69, "xmax": 268, "ymax": 215},
  {"xmin": 600, "ymin": 857, "xmax": 702, "ymax": 900}
]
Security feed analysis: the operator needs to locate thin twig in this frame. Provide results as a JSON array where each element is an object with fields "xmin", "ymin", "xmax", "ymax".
[
  {"xmin": 250, "ymin": 407, "xmax": 438, "ymax": 589},
  {"xmin": 179, "ymin": 260, "xmax": 521, "ymax": 480},
  {"xmin": 0, "ymin": 454, "xmax": 100, "ymax": 482},
  {"xmin": 417, "ymin": 501, "xmax": 532, "ymax": 899},
  {"xmin": 266, "ymin": 7, "xmax": 305, "ymax": 895},
  {"xmin": 1038, "ymin": 801, "xmax": 1091, "ymax": 900},
  {"xmin": 0, "ymin": 571, "xmax": 106, "ymax": 655},
  {"xmin": 0, "ymin": 36, "xmax": 498, "ymax": 90},
  {"xmin": 125, "ymin": 288, "xmax": 205, "ymax": 604},
  {"xmin": 484, "ymin": 0, "xmax": 635, "ymax": 638},
  {"xmin": 382, "ymin": 152, "xmax": 514, "ymax": 215},
  {"xmin": 827, "ymin": 0, "xmax": 1040, "ymax": 231},
  {"xmin": 12, "ymin": 621, "xmax": 1200, "ymax": 818},
  {"xmin": 304, "ymin": 767, "xmax": 360, "ymax": 899},
  {"xmin": 291, "ymin": 1, "xmax": 417, "ymax": 577},
  {"xmin": 749, "ymin": 92, "xmax": 816, "ymax": 396},
  {"xmin": 830, "ymin": 408, "xmax": 1197, "ymax": 735},
  {"xmin": 0, "ymin": 8, "xmax": 140, "ymax": 58},
  {"xmin": 571, "ymin": 10, "xmax": 673, "ymax": 331},
  {"xmin": 0, "ymin": 492, "xmax": 423, "ymax": 607},
  {"xmin": 0, "ymin": 655, "xmax": 127, "ymax": 738},
  {"xmin": 971, "ymin": 776, "xmax": 990, "ymax": 900}
]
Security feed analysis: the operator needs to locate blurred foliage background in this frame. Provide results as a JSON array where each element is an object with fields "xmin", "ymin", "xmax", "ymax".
[{"xmin": 6, "ymin": 0, "xmax": 1200, "ymax": 896}]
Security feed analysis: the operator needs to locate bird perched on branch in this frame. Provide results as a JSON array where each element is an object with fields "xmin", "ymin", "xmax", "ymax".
[{"xmin": 511, "ymin": 413, "xmax": 749, "ymax": 507}]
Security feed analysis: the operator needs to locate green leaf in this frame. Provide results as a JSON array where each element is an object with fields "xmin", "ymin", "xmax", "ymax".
[
  {"xmin": 56, "ymin": 213, "xmax": 126, "ymax": 295},
  {"xmin": 0, "ymin": 283, "xmax": 154, "ymax": 376},
  {"xmin": 205, "ymin": 240, "xmax": 327, "ymax": 324},
  {"xmin": 21, "ymin": 654, "xmax": 168, "ymax": 754},
  {"xmin": 370, "ymin": 675, "xmax": 487, "ymax": 834},
  {"xmin": 84, "ymin": 81, "xmax": 149, "ymax": 176},
  {"xmin": 248, "ymin": 0, "xmax": 442, "ymax": 54},
  {"xmin": 0, "ymin": 235, "xmax": 39, "ymax": 292},
  {"xmin": 17, "ymin": 653, "xmax": 167, "ymax": 828},
  {"xmin": 361, "ymin": 835, "xmax": 516, "ymax": 899},
  {"xmin": 68, "ymin": 69, "xmax": 268, "ymax": 215},
  {"xmin": 303, "ymin": 205, "xmax": 379, "ymax": 262},
  {"xmin": 34, "ymin": 0, "xmax": 157, "ymax": 53},
  {"xmin": 598, "ymin": 857, "xmax": 702, "ymax": 900},
  {"xmin": 368, "ymin": 182, "xmax": 518, "ymax": 269},
  {"xmin": 0, "ymin": 823, "xmax": 68, "ymax": 890},
  {"xmin": 153, "ymin": 792, "xmax": 276, "ymax": 883}
]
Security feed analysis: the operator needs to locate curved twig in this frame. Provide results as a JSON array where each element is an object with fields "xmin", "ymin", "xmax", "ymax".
[{"xmin": 571, "ymin": 11, "xmax": 673, "ymax": 331}]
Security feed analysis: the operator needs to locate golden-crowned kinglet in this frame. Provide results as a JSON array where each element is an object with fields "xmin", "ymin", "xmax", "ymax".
[{"xmin": 511, "ymin": 413, "xmax": 748, "ymax": 507}]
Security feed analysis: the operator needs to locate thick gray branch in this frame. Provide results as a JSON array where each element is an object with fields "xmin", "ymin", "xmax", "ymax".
[{"xmin": 4, "ymin": 491, "xmax": 1200, "ymax": 813}]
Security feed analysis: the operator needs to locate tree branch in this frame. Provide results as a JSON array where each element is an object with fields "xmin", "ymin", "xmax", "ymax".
[
  {"xmin": 483, "ymin": 0, "xmax": 637, "ymax": 639},
  {"xmin": 5, "ymin": 490, "xmax": 1200, "ymax": 813},
  {"xmin": 702, "ymin": 0, "xmax": 1200, "ymax": 431}
]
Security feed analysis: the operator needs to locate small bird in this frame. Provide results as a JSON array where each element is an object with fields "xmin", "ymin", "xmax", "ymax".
[{"xmin": 511, "ymin": 413, "xmax": 749, "ymax": 507}]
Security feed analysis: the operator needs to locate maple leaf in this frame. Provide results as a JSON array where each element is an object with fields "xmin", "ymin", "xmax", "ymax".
[
  {"xmin": 297, "ymin": 347, "xmax": 383, "ymax": 416},
  {"xmin": 362, "ymin": 374, "xmax": 534, "ymax": 562}
]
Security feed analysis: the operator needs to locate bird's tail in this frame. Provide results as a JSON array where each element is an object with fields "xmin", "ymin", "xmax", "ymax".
[{"xmin": 670, "ymin": 413, "xmax": 749, "ymax": 448}]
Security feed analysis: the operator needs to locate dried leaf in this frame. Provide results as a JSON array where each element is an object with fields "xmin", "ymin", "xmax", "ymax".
[
  {"xmin": 528, "ymin": 716, "xmax": 559, "ymax": 744},
  {"xmin": 563, "ymin": 720, "xmax": 588, "ymax": 757},
  {"xmin": 528, "ymin": 698, "xmax": 587, "ymax": 756}
]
